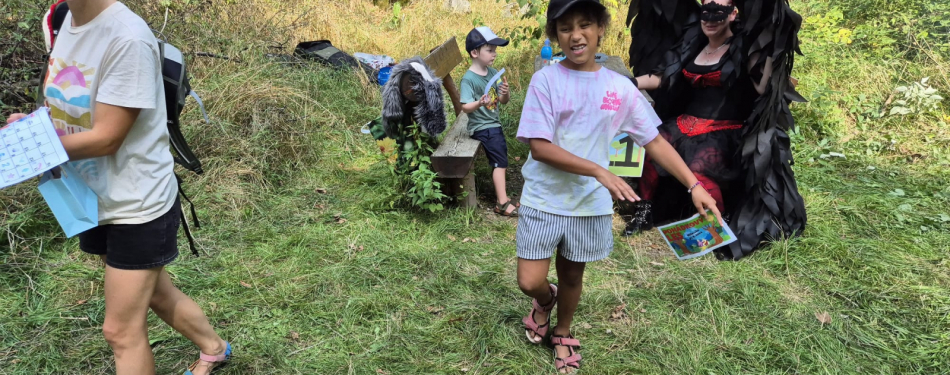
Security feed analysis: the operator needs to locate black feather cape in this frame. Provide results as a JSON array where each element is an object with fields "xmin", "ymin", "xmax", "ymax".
[{"xmin": 628, "ymin": 0, "xmax": 807, "ymax": 260}]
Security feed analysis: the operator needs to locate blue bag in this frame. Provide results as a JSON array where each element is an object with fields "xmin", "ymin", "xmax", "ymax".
[{"xmin": 38, "ymin": 163, "xmax": 98, "ymax": 237}]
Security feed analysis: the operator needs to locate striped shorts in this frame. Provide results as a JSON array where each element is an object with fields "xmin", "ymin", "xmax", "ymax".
[{"xmin": 516, "ymin": 206, "xmax": 614, "ymax": 263}]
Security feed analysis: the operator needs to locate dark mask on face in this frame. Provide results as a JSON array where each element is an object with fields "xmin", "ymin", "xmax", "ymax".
[{"xmin": 700, "ymin": 2, "xmax": 735, "ymax": 23}]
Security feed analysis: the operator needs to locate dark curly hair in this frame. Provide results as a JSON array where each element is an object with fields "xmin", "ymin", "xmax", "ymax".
[{"xmin": 545, "ymin": 2, "xmax": 611, "ymax": 45}]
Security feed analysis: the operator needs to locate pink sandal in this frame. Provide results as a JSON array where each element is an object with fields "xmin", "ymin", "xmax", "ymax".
[
  {"xmin": 522, "ymin": 283, "xmax": 557, "ymax": 344},
  {"xmin": 550, "ymin": 332, "xmax": 581, "ymax": 373}
]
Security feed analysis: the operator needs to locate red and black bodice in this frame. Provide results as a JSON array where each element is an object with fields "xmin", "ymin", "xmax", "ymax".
[{"xmin": 675, "ymin": 60, "xmax": 748, "ymax": 137}]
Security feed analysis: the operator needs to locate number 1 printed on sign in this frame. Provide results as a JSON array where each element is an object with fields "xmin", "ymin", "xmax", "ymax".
[{"xmin": 608, "ymin": 133, "xmax": 646, "ymax": 177}]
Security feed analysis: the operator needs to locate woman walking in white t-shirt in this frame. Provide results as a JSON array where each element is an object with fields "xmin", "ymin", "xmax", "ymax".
[{"xmin": 5, "ymin": 1, "xmax": 230, "ymax": 374}]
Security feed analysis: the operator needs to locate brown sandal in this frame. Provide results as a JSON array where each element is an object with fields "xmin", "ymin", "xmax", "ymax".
[{"xmin": 494, "ymin": 200, "xmax": 519, "ymax": 217}]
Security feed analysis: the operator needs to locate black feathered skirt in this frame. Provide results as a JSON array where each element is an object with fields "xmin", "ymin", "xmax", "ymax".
[
  {"xmin": 628, "ymin": 114, "xmax": 806, "ymax": 260},
  {"xmin": 637, "ymin": 114, "xmax": 744, "ymax": 222}
]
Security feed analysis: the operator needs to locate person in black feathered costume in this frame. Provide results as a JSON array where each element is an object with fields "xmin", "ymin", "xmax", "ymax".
[{"xmin": 622, "ymin": 0, "xmax": 807, "ymax": 260}]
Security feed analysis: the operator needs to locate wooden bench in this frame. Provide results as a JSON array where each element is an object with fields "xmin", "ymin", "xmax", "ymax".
[{"xmin": 424, "ymin": 37, "xmax": 482, "ymax": 208}]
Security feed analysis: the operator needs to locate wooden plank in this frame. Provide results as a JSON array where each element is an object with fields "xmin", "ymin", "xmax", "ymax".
[
  {"xmin": 431, "ymin": 113, "xmax": 480, "ymax": 179},
  {"xmin": 432, "ymin": 114, "xmax": 480, "ymax": 158},
  {"xmin": 602, "ymin": 56, "xmax": 632, "ymax": 77},
  {"xmin": 424, "ymin": 37, "xmax": 464, "ymax": 79}
]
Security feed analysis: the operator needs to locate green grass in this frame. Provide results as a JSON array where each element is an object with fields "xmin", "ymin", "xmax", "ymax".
[{"xmin": 3, "ymin": 0, "xmax": 950, "ymax": 374}]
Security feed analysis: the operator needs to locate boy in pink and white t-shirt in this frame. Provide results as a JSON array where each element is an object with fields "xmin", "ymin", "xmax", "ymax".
[{"xmin": 515, "ymin": 0, "xmax": 722, "ymax": 372}]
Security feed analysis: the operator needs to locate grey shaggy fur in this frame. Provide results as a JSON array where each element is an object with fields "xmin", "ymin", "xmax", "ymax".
[{"xmin": 381, "ymin": 57, "xmax": 447, "ymax": 137}]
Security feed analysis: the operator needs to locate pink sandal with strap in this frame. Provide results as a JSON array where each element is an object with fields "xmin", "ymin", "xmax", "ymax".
[
  {"xmin": 522, "ymin": 283, "xmax": 557, "ymax": 344},
  {"xmin": 550, "ymin": 332, "xmax": 581, "ymax": 373}
]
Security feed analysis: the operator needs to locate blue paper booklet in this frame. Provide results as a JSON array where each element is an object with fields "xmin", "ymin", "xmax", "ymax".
[
  {"xmin": 38, "ymin": 162, "xmax": 99, "ymax": 238},
  {"xmin": 0, "ymin": 108, "xmax": 69, "ymax": 189}
]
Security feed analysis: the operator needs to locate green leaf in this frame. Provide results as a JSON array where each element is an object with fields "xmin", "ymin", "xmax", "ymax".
[
  {"xmin": 889, "ymin": 107, "xmax": 911, "ymax": 116},
  {"xmin": 889, "ymin": 189, "xmax": 906, "ymax": 197}
]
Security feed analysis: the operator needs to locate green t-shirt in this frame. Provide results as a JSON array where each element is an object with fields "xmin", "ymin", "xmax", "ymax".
[{"xmin": 460, "ymin": 67, "xmax": 502, "ymax": 134}]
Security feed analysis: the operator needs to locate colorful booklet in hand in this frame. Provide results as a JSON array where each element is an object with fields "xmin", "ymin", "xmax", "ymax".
[
  {"xmin": 656, "ymin": 210, "xmax": 736, "ymax": 260},
  {"xmin": 608, "ymin": 133, "xmax": 645, "ymax": 177},
  {"xmin": 484, "ymin": 68, "xmax": 506, "ymax": 97}
]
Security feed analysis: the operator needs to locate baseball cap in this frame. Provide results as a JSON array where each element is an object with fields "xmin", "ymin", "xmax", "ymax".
[
  {"xmin": 465, "ymin": 26, "xmax": 509, "ymax": 53},
  {"xmin": 547, "ymin": 0, "xmax": 606, "ymax": 21}
]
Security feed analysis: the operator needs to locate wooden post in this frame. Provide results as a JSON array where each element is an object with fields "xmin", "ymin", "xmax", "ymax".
[
  {"xmin": 443, "ymin": 75, "xmax": 463, "ymax": 116},
  {"xmin": 461, "ymin": 170, "xmax": 477, "ymax": 208}
]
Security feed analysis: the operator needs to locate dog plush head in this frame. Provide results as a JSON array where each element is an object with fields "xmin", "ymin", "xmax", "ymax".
[{"xmin": 381, "ymin": 57, "xmax": 447, "ymax": 137}]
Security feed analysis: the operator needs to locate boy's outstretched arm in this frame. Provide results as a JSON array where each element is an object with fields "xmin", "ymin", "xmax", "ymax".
[
  {"xmin": 461, "ymin": 95, "xmax": 489, "ymax": 114},
  {"xmin": 529, "ymin": 138, "xmax": 639, "ymax": 202},
  {"xmin": 642, "ymin": 136, "xmax": 723, "ymax": 223}
]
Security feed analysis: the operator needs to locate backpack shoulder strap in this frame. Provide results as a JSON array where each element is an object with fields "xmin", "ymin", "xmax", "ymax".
[
  {"xmin": 188, "ymin": 90, "xmax": 210, "ymax": 123},
  {"xmin": 175, "ymin": 173, "xmax": 201, "ymax": 256},
  {"xmin": 46, "ymin": 0, "xmax": 70, "ymax": 51},
  {"xmin": 38, "ymin": 0, "xmax": 70, "ymax": 107}
]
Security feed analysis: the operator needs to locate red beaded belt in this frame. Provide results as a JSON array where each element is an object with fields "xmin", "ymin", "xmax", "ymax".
[{"xmin": 676, "ymin": 114, "xmax": 742, "ymax": 137}]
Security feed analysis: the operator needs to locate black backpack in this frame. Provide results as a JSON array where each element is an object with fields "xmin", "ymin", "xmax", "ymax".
[
  {"xmin": 38, "ymin": 1, "xmax": 205, "ymax": 255},
  {"xmin": 294, "ymin": 40, "xmax": 378, "ymax": 82}
]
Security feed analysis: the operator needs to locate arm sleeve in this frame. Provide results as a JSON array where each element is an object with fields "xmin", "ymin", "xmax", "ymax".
[
  {"xmin": 459, "ymin": 74, "xmax": 477, "ymax": 104},
  {"xmin": 619, "ymin": 88, "xmax": 661, "ymax": 146},
  {"xmin": 516, "ymin": 73, "xmax": 556, "ymax": 144},
  {"xmin": 96, "ymin": 39, "xmax": 159, "ymax": 110}
]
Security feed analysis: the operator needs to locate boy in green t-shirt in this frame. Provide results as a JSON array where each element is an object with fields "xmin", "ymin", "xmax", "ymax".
[{"xmin": 461, "ymin": 26, "xmax": 517, "ymax": 216}]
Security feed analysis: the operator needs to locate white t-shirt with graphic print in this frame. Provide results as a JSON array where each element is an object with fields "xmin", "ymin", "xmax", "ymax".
[
  {"xmin": 516, "ymin": 63, "xmax": 661, "ymax": 217},
  {"xmin": 44, "ymin": 2, "xmax": 176, "ymax": 225}
]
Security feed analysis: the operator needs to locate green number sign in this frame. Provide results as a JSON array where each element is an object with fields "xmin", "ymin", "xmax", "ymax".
[{"xmin": 608, "ymin": 133, "xmax": 645, "ymax": 177}]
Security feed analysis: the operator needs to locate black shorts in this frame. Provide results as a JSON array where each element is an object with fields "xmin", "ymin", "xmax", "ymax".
[
  {"xmin": 79, "ymin": 198, "xmax": 181, "ymax": 270},
  {"xmin": 472, "ymin": 127, "xmax": 509, "ymax": 169}
]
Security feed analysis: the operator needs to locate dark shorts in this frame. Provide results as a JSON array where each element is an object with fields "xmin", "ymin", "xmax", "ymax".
[
  {"xmin": 79, "ymin": 198, "xmax": 181, "ymax": 270},
  {"xmin": 471, "ymin": 127, "xmax": 509, "ymax": 169}
]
